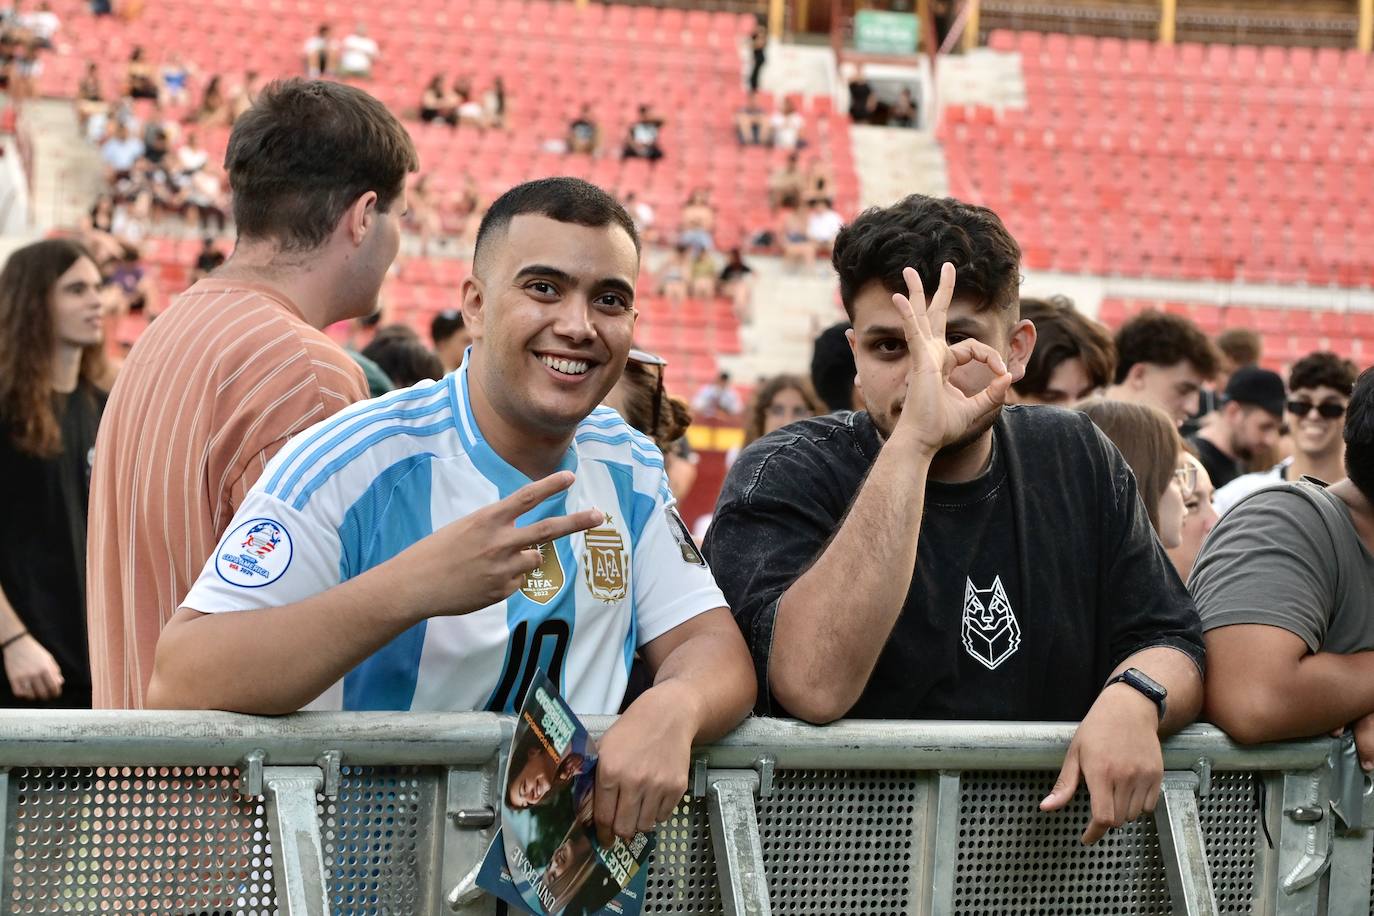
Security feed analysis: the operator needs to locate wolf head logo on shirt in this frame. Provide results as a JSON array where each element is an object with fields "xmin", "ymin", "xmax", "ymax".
[{"xmin": 961, "ymin": 576, "xmax": 1021, "ymax": 670}]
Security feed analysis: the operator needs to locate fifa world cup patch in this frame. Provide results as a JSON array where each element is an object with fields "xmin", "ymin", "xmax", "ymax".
[
  {"xmin": 520, "ymin": 542, "xmax": 565, "ymax": 605},
  {"xmin": 666, "ymin": 507, "xmax": 706, "ymax": 567},
  {"xmin": 215, "ymin": 518, "xmax": 293, "ymax": 588},
  {"xmin": 584, "ymin": 514, "xmax": 629, "ymax": 602}
]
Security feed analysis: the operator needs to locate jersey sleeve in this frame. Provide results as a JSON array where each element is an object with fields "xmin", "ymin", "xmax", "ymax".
[
  {"xmin": 631, "ymin": 482, "xmax": 727, "ymax": 647},
  {"xmin": 180, "ymin": 488, "xmax": 344, "ymax": 615}
]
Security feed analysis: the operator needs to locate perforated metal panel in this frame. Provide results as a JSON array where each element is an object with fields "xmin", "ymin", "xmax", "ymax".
[
  {"xmin": 1197, "ymin": 771, "xmax": 1260, "ymax": 914},
  {"xmin": 645, "ymin": 770, "xmax": 919, "ymax": 915},
  {"xmin": 4, "ymin": 765, "xmax": 274, "ymax": 915}
]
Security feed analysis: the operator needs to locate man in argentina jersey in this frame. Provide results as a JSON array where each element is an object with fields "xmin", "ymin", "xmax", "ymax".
[{"xmin": 150, "ymin": 178, "xmax": 756, "ymax": 842}]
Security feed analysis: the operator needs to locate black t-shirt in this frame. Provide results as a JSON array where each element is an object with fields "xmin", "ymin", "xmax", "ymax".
[
  {"xmin": 0, "ymin": 381, "xmax": 106, "ymax": 707},
  {"xmin": 1188, "ymin": 435, "xmax": 1242, "ymax": 491},
  {"xmin": 704, "ymin": 406, "xmax": 1204, "ymax": 721}
]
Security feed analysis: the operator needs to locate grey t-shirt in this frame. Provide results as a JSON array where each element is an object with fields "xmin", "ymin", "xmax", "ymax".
[{"xmin": 1190, "ymin": 480, "xmax": 1374, "ymax": 653}]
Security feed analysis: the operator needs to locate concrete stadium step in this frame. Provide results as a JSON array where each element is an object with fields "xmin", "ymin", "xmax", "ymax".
[
  {"xmin": 22, "ymin": 99, "xmax": 104, "ymax": 232},
  {"xmin": 726, "ymin": 254, "xmax": 845, "ymax": 384},
  {"xmin": 851, "ymin": 124, "xmax": 949, "ymax": 207},
  {"xmin": 935, "ymin": 47, "xmax": 1027, "ymax": 110}
]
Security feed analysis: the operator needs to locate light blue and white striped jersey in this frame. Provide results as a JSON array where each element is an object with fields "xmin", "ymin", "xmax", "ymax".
[{"xmin": 181, "ymin": 361, "xmax": 726, "ymax": 715}]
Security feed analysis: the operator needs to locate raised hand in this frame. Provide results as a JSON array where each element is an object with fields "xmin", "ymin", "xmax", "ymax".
[
  {"xmin": 399, "ymin": 471, "xmax": 604, "ymax": 617},
  {"xmin": 889, "ymin": 263, "xmax": 1013, "ymax": 456}
]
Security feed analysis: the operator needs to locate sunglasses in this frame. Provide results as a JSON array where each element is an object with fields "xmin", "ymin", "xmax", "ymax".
[
  {"xmin": 1286, "ymin": 400, "xmax": 1346, "ymax": 420},
  {"xmin": 1173, "ymin": 463, "xmax": 1197, "ymax": 498},
  {"xmin": 628, "ymin": 347, "xmax": 668, "ymax": 435}
]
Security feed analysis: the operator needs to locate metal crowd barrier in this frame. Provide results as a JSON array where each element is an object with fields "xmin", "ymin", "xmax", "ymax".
[{"xmin": 0, "ymin": 712, "xmax": 1368, "ymax": 915}]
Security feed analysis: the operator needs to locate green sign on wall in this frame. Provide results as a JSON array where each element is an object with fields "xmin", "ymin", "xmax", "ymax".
[{"xmin": 854, "ymin": 9, "xmax": 920, "ymax": 55}]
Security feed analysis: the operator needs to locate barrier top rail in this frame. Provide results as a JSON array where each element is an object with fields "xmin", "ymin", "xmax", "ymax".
[{"xmin": 0, "ymin": 711, "xmax": 1334, "ymax": 770}]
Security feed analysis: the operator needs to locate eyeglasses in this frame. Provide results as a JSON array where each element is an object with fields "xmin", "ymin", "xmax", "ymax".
[
  {"xmin": 1286, "ymin": 399, "xmax": 1347, "ymax": 420},
  {"xmin": 628, "ymin": 347, "xmax": 668, "ymax": 435},
  {"xmin": 767, "ymin": 404, "xmax": 814, "ymax": 419},
  {"xmin": 1173, "ymin": 463, "xmax": 1198, "ymax": 498}
]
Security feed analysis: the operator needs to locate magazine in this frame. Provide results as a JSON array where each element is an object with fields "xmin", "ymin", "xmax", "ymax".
[{"xmin": 476, "ymin": 670, "xmax": 655, "ymax": 916}]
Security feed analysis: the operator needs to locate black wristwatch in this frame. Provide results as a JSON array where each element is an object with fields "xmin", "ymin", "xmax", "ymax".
[{"xmin": 1105, "ymin": 668, "xmax": 1167, "ymax": 721}]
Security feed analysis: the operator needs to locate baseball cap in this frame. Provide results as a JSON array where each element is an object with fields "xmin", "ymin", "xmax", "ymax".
[{"xmin": 1224, "ymin": 366, "xmax": 1286, "ymax": 419}]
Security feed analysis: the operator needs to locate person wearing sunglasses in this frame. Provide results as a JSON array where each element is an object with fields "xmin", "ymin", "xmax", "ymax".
[
  {"xmin": 1077, "ymin": 399, "xmax": 1191, "ymax": 550},
  {"xmin": 1213, "ymin": 352, "xmax": 1359, "ymax": 516},
  {"xmin": 1193, "ymin": 367, "xmax": 1374, "ymax": 762}
]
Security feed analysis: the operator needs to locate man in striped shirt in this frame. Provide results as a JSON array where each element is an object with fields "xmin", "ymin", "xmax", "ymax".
[
  {"xmin": 149, "ymin": 178, "xmax": 756, "ymax": 844},
  {"xmin": 87, "ymin": 79, "xmax": 418, "ymax": 708}
]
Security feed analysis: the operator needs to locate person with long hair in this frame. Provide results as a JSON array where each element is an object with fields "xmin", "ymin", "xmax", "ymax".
[
  {"xmin": 601, "ymin": 348, "xmax": 696, "ymax": 499},
  {"xmin": 1077, "ymin": 398, "xmax": 1191, "ymax": 549},
  {"xmin": 742, "ymin": 374, "xmax": 825, "ymax": 449},
  {"xmin": 0, "ymin": 238, "xmax": 108, "ymax": 707}
]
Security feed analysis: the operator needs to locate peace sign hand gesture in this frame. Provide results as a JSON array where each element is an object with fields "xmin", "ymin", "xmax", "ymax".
[{"xmin": 889, "ymin": 263, "xmax": 1014, "ymax": 457}]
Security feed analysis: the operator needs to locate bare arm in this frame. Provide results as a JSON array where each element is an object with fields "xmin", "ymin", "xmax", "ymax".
[
  {"xmin": 1204, "ymin": 623, "xmax": 1374, "ymax": 744},
  {"xmin": 0, "ymin": 581, "xmax": 64, "ymax": 700}
]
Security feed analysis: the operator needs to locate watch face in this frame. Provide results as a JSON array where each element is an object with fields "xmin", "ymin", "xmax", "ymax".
[{"xmin": 1124, "ymin": 668, "xmax": 1166, "ymax": 700}]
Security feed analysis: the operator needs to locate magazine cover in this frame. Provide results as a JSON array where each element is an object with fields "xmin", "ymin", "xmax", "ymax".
[{"xmin": 475, "ymin": 670, "xmax": 655, "ymax": 916}]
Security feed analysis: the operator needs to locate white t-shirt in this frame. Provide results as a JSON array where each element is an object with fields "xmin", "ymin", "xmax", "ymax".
[
  {"xmin": 1213, "ymin": 458, "xmax": 1294, "ymax": 517},
  {"xmin": 22, "ymin": 10, "xmax": 58, "ymax": 40},
  {"xmin": 771, "ymin": 111, "xmax": 804, "ymax": 150},
  {"xmin": 339, "ymin": 34, "xmax": 378, "ymax": 74},
  {"xmin": 181, "ymin": 364, "xmax": 726, "ymax": 715},
  {"xmin": 807, "ymin": 208, "xmax": 844, "ymax": 244}
]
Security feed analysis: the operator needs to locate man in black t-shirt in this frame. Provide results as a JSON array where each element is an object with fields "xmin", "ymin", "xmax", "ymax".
[
  {"xmin": 1187, "ymin": 366, "xmax": 1285, "ymax": 490},
  {"xmin": 706, "ymin": 195, "xmax": 1205, "ymax": 845}
]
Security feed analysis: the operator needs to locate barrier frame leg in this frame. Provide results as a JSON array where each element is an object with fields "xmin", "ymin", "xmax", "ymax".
[
  {"xmin": 263, "ymin": 765, "xmax": 329, "ymax": 916},
  {"xmin": 1154, "ymin": 771, "xmax": 1219, "ymax": 916},
  {"xmin": 708, "ymin": 772, "xmax": 771, "ymax": 916}
]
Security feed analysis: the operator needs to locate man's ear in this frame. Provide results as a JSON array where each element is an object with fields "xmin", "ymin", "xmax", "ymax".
[
  {"xmin": 460, "ymin": 275, "xmax": 485, "ymax": 340},
  {"xmin": 1126, "ymin": 361, "xmax": 1150, "ymax": 390},
  {"xmin": 845, "ymin": 327, "xmax": 863, "ymax": 397},
  {"xmin": 346, "ymin": 190, "xmax": 378, "ymax": 247},
  {"xmin": 1007, "ymin": 318, "xmax": 1037, "ymax": 383}
]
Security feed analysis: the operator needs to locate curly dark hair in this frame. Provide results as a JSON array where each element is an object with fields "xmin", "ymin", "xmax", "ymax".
[
  {"xmin": 1346, "ymin": 368, "xmax": 1374, "ymax": 500},
  {"xmin": 1289, "ymin": 351, "xmax": 1358, "ymax": 397},
  {"xmin": 831, "ymin": 194, "xmax": 1021, "ymax": 321},
  {"xmin": 1015, "ymin": 296, "xmax": 1117, "ymax": 400},
  {"xmin": 1112, "ymin": 310, "xmax": 1219, "ymax": 383}
]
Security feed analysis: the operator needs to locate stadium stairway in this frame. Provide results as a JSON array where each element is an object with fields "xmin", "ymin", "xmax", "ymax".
[
  {"xmin": 851, "ymin": 124, "xmax": 948, "ymax": 208},
  {"xmin": 728, "ymin": 255, "xmax": 845, "ymax": 383},
  {"xmin": 19, "ymin": 98, "xmax": 101, "ymax": 232}
]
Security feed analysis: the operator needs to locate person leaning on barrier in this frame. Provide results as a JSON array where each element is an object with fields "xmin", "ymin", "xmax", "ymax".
[
  {"xmin": 147, "ymin": 177, "xmax": 756, "ymax": 845},
  {"xmin": 705, "ymin": 195, "xmax": 1205, "ymax": 845},
  {"xmin": 1192, "ymin": 367, "xmax": 1374, "ymax": 760}
]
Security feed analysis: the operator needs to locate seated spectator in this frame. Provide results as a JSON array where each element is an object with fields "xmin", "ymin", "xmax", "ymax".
[
  {"xmin": 229, "ymin": 71, "xmax": 262, "ymax": 123},
  {"xmin": 1187, "ymin": 366, "xmax": 1285, "ymax": 490},
  {"xmin": 1077, "ymin": 399, "xmax": 1190, "ymax": 550},
  {"xmin": 1214, "ymin": 352, "xmax": 1358, "ymax": 515},
  {"xmin": 742, "ymin": 374, "xmax": 825, "ymax": 449},
  {"xmin": 706, "ymin": 195, "xmax": 1204, "ymax": 845},
  {"xmin": 1165, "ymin": 452, "xmax": 1217, "ymax": 583},
  {"xmin": 623, "ymin": 104, "xmax": 664, "ymax": 161},
  {"xmin": 810, "ymin": 320, "xmax": 860, "ymax": 412},
  {"xmin": 142, "ymin": 117, "xmax": 172, "ymax": 167},
  {"xmin": 194, "ymin": 75, "xmax": 231, "ymax": 126},
  {"xmin": 147, "ymin": 180, "xmax": 755, "ymax": 848},
  {"xmin": 1192, "ymin": 368, "xmax": 1374, "ymax": 751},
  {"xmin": 107, "ymin": 243, "xmax": 160, "ymax": 315},
  {"xmin": 485, "ymin": 76, "xmax": 506, "ymax": 128},
  {"xmin": 735, "ymin": 90, "xmax": 770, "ymax": 146},
  {"xmin": 188, "ymin": 236, "xmax": 224, "ymax": 284},
  {"xmin": 159, "ymin": 52, "xmax": 192, "ymax": 106},
  {"xmin": 678, "ymin": 189, "xmax": 715, "ymax": 252},
  {"xmin": 779, "ymin": 204, "xmax": 813, "ymax": 272},
  {"xmin": 567, "ymin": 103, "xmax": 599, "ymax": 155},
  {"xmin": 85, "ymin": 194, "xmax": 115, "ymax": 235},
  {"xmin": 1104, "ymin": 310, "xmax": 1219, "ymax": 427},
  {"xmin": 768, "ymin": 153, "xmax": 805, "ymax": 209},
  {"xmin": 891, "ymin": 87, "xmax": 918, "ymax": 128},
  {"xmin": 453, "ymin": 76, "xmax": 486, "ymax": 127},
  {"xmin": 419, "ymin": 74, "xmax": 457, "ymax": 126},
  {"xmin": 21, "ymin": 2, "xmax": 59, "ymax": 48},
  {"xmin": 658, "ymin": 244, "xmax": 690, "ymax": 303},
  {"xmin": 430, "ymin": 309, "xmax": 470, "ymax": 373},
  {"xmin": 806, "ymin": 198, "xmax": 844, "ymax": 257},
  {"xmin": 1010, "ymin": 295, "xmax": 1116, "ymax": 406},
  {"xmin": 100, "ymin": 122, "xmax": 144, "ymax": 183},
  {"xmin": 338, "ymin": 24, "xmax": 378, "ymax": 79},
  {"xmin": 361, "ymin": 325, "xmax": 444, "ymax": 389},
  {"xmin": 175, "ymin": 130, "xmax": 208, "ymax": 174},
  {"xmin": 803, "ymin": 157, "xmax": 834, "ymax": 206},
  {"xmin": 770, "ymin": 96, "xmax": 805, "ymax": 151},
  {"xmin": 182, "ymin": 165, "xmax": 227, "ymax": 235},
  {"xmin": 692, "ymin": 371, "xmax": 742, "ymax": 420},
  {"xmin": 76, "ymin": 62, "xmax": 104, "ymax": 127},
  {"xmin": 688, "ymin": 247, "xmax": 717, "ymax": 300},
  {"xmin": 847, "ymin": 63, "xmax": 876, "ymax": 124},
  {"xmin": 302, "ymin": 23, "xmax": 334, "ymax": 78},
  {"xmin": 623, "ymin": 191, "xmax": 654, "ymax": 240},
  {"xmin": 125, "ymin": 46, "xmax": 158, "ymax": 100},
  {"xmin": 718, "ymin": 247, "xmax": 753, "ymax": 315}
]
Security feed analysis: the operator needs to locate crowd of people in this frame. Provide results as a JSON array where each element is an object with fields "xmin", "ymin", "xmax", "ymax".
[{"xmin": 2, "ymin": 76, "xmax": 1372, "ymax": 858}]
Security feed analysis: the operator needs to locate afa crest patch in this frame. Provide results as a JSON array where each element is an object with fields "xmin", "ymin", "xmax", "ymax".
[
  {"xmin": 666, "ymin": 508, "xmax": 706, "ymax": 567},
  {"xmin": 584, "ymin": 516, "xmax": 630, "ymax": 603},
  {"xmin": 215, "ymin": 518, "xmax": 293, "ymax": 588}
]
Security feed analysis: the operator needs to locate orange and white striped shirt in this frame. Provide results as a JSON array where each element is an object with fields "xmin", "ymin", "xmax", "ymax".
[{"xmin": 87, "ymin": 279, "xmax": 367, "ymax": 709}]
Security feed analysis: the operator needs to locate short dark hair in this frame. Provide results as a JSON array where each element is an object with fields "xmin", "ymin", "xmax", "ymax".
[
  {"xmin": 1345, "ymin": 368, "xmax": 1374, "ymax": 500},
  {"xmin": 225, "ymin": 79, "xmax": 418, "ymax": 251},
  {"xmin": 1216, "ymin": 328, "xmax": 1262, "ymax": 367},
  {"xmin": 361, "ymin": 328, "xmax": 444, "ymax": 389},
  {"xmin": 1289, "ymin": 351, "xmax": 1358, "ymax": 397},
  {"xmin": 430, "ymin": 309, "xmax": 465, "ymax": 347},
  {"xmin": 1113, "ymin": 310, "xmax": 1219, "ymax": 383},
  {"xmin": 810, "ymin": 321, "xmax": 855, "ymax": 412},
  {"xmin": 832, "ymin": 194, "xmax": 1021, "ymax": 321},
  {"xmin": 1015, "ymin": 296, "xmax": 1117, "ymax": 398},
  {"xmin": 473, "ymin": 177, "xmax": 640, "ymax": 272}
]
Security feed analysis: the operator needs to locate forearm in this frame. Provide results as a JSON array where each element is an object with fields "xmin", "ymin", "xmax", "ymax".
[
  {"xmin": 0, "ymin": 583, "xmax": 27, "ymax": 641},
  {"xmin": 147, "ymin": 566, "xmax": 421, "ymax": 714},
  {"xmin": 643, "ymin": 623, "xmax": 756, "ymax": 744},
  {"xmin": 1208, "ymin": 650, "xmax": 1374, "ymax": 743},
  {"xmin": 771, "ymin": 432, "xmax": 933, "ymax": 721},
  {"xmin": 1108, "ymin": 646, "xmax": 1203, "ymax": 737}
]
